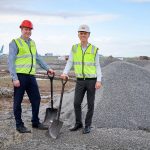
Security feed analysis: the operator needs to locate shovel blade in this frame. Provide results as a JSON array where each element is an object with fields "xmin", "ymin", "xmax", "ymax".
[
  {"xmin": 48, "ymin": 119, "xmax": 63, "ymax": 139},
  {"xmin": 43, "ymin": 108, "xmax": 58, "ymax": 126}
]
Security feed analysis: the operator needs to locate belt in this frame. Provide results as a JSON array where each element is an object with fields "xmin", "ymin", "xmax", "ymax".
[
  {"xmin": 77, "ymin": 78, "xmax": 97, "ymax": 81},
  {"xmin": 17, "ymin": 73, "xmax": 34, "ymax": 76}
]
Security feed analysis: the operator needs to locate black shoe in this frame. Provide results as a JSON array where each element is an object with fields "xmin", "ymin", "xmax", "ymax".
[
  {"xmin": 32, "ymin": 123, "xmax": 48, "ymax": 130},
  {"xmin": 83, "ymin": 126, "xmax": 91, "ymax": 134},
  {"xmin": 16, "ymin": 126, "xmax": 31, "ymax": 133},
  {"xmin": 69, "ymin": 124, "xmax": 83, "ymax": 131}
]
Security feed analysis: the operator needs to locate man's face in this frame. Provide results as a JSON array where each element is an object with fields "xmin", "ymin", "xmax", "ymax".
[
  {"xmin": 21, "ymin": 27, "xmax": 32, "ymax": 39},
  {"xmin": 78, "ymin": 31, "xmax": 90, "ymax": 42}
]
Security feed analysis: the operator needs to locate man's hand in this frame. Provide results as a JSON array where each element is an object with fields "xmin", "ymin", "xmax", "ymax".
[
  {"xmin": 47, "ymin": 69, "xmax": 55, "ymax": 75},
  {"xmin": 13, "ymin": 80, "xmax": 20, "ymax": 87},
  {"xmin": 60, "ymin": 73, "xmax": 69, "ymax": 80},
  {"xmin": 95, "ymin": 81, "xmax": 102, "ymax": 89}
]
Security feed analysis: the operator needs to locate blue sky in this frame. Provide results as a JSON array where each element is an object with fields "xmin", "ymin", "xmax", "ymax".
[{"xmin": 0, "ymin": 0, "xmax": 150, "ymax": 57}]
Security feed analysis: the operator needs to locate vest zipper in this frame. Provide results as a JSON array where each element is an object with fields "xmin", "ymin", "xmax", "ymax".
[
  {"xmin": 28, "ymin": 44, "xmax": 33, "ymax": 74},
  {"xmin": 82, "ymin": 44, "xmax": 91, "ymax": 79}
]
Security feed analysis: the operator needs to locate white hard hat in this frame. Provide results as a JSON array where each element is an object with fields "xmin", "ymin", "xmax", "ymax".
[{"xmin": 78, "ymin": 24, "xmax": 90, "ymax": 33}]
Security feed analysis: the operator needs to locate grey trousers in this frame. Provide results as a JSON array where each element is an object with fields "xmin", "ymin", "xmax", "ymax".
[{"xmin": 74, "ymin": 79, "xmax": 96, "ymax": 126}]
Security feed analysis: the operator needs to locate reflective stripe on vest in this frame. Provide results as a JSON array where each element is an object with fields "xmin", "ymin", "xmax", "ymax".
[
  {"xmin": 72, "ymin": 43, "xmax": 98, "ymax": 78},
  {"xmin": 14, "ymin": 38, "xmax": 36, "ymax": 75}
]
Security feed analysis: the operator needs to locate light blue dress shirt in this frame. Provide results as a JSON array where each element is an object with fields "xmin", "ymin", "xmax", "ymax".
[{"xmin": 8, "ymin": 37, "xmax": 50, "ymax": 81}]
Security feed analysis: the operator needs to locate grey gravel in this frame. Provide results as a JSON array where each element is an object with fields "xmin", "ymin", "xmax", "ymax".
[
  {"xmin": 144, "ymin": 64, "xmax": 150, "ymax": 72},
  {"xmin": 125, "ymin": 60, "xmax": 150, "ymax": 68},
  {"xmin": 0, "ymin": 87, "xmax": 13, "ymax": 98},
  {"xmin": 1, "ymin": 60, "xmax": 150, "ymax": 150},
  {"xmin": 93, "ymin": 61, "xmax": 150, "ymax": 130}
]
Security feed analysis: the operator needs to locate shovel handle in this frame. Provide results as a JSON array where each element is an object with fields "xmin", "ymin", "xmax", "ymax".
[
  {"xmin": 47, "ymin": 72, "xmax": 55, "ymax": 109},
  {"xmin": 61, "ymin": 77, "xmax": 68, "ymax": 85},
  {"xmin": 47, "ymin": 72, "xmax": 55, "ymax": 80},
  {"xmin": 56, "ymin": 78, "xmax": 68, "ymax": 120}
]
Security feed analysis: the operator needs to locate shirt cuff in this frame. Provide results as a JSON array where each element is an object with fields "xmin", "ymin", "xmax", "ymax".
[
  {"xmin": 12, "ymin": 75, "xmax": 18, "ymax": 81},
  {"xmin": 96, "ymin": 76, "xmax": 101, "ymax": 82},
  {"xmin": 63, "ymin": 71, "xmax": 68, "ymax": 75},
  {"xmin": 45, "ymin": 65, "xmax": 50, "ymax": 71}
]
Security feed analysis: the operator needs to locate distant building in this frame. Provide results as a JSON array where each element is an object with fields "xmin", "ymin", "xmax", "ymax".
[
  {"xmin": 139, "ymin": 56, "xmax": 149, "ymax": 60},
  {"xmin": 58, "ymin": 55, "xmax": 69, "ymax": 61},
  {"xmin": 108, "ymin": 55, "xmax": 124, "ymax": 60},
  {"xmin": 99, "ymin": 54, "xmax": 103, "ymax": 58},
  {"xmin": 45, "ymin": 53, "xmax": 53, "ymax": 56},
  {"xmin": 117, "ymin": 57, "xmax": 124, "ymax": 61}
]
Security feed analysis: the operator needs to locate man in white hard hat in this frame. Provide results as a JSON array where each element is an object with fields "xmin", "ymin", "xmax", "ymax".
[{"xmin": 61, "ymin": 24, "xmax": 102, "ymax": 134}]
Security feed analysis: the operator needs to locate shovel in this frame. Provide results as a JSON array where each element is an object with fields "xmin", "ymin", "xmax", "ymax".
[
  {"xmin": 43, "ymin": 73, "xmax": 58, "ymax": 127},
  {"xmin": 48, "ymin": 78, "xmax": 68, "ymax": 139}
]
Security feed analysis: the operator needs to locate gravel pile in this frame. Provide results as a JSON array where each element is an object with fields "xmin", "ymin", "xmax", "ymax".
[
  {"xmin": 144, "ymin": 64, "xmax": 150, "ymax": 72},
  {"xmin": 100, "ymin": 57, "xmax": 120, "ymax": 67},
  {"xmin": 2, "ymin": 120, "xmax": 150, "ymax": 150},
  {"xmin": 126, "ymin": 60, "xmax": 150, "ymax": 67},
  {"xmin": 1, "ymin": 60, "xmax": 150, "ymax": 150},
  {"xmin": 93, "ymin": 61, "xmax": 150, "ymax": 130}
]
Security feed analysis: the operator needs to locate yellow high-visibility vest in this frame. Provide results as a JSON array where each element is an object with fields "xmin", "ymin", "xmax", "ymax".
[
  {"xmin": 72, "ymin": 43, "xmax": 98, "ymax": 78},
  {"xmin": 14, "ymin": 38, "xmax": 36, "ymax": 75}
]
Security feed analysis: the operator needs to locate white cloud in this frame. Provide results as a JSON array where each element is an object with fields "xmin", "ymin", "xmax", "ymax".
[
  {"xmin": 93, "ymin": 37, "xmax": 150, "ymax": 57},
  {"xmin": 2, "ymin": 32, "xmax": 150, "ymax": 57},
  {"xmin": 1, "ymin": 0, "xmax": 149, "ymax": 57},
  {"xmin": 127, "ymin": 0, "xmax": 150, "ymax": 3},
  {"xmin": 0, "ymin": 11, "xmax": 119, "ymax": 56},
  {"xmin": 0, "ymin": 13, "xmax": 119, "ymax": 25}
]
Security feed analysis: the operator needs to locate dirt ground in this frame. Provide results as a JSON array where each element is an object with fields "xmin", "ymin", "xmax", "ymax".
[{"xmin": 0, "ymin": 73, "xmax": 75, "ymax": 111}]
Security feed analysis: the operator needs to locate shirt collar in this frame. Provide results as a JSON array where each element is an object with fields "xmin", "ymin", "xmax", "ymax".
[
  {"xmin": 20, "ymin": 36, "xmax": 31, "ymax": 42},
  {"xmin": 80, "ymin": 43, "xmax": 90, "ymax": 48}
]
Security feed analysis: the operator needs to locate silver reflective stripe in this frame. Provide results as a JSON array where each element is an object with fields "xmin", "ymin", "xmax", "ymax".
[
  {"xmin": 74, "ymin": 62, "xmax": 82, "ymax": 65},
  {"xmin": 16, "ymin": 54, "xmax": 36, "ymax": 59},
  {"xmin": 74, "ymin": 62, "xmax": 96, "ymax": 66},
  {"xmin": 91, "ymin": 45, "xmax": 95, "ymax": 54},
  {"xmin": 16, "ymin": 64, "xmax": 36, "ymax": 68},
  {"xmin": 72, "ymin": 44, "xmax": 78, "ymax": 53},
  {"xmin": 75, "ymin": 44, "xmax": 78, "ymax": 50},
  {"xmin": 75, "ymin": 73, "xmax": 83, "ymax": 77},
  {"xmin": 84, "ymin": 62, "xmax": 96, "ymax": 66},
  {"xmin": 18, "ymin": 38, "xmax": 23, "ymax": 47},
  {"xmin": 75, "ymin": 73, "xmax": 97, "ymax": 78},
  {"xmin": 84, "ymin": 74, "xmax": 97, "ymax": 78}
]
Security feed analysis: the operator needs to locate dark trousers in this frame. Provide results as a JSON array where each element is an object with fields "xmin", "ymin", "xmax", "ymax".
[
  {"xmin": 74, "ymin": 79, "xmax": 96, "ymax": 127},
  {"xmin": 13, "ymin": 73, "xmax": 41, "ymax": 128}
]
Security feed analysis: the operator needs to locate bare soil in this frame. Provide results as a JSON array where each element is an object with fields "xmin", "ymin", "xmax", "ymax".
[{"xmin": 0, "ymin": 73, "xmax": 75, "ymax": 111}]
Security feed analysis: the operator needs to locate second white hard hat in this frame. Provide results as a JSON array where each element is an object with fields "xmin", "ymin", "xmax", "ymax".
[{"xmin": 78, "ymin": 24, "xmax": 90, "ymax": 33}]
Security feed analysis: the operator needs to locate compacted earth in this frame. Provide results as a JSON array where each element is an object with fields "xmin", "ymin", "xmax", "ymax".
[{"xmin": 0, "ymin": 59, "xmax": 150, "ymax": 150}]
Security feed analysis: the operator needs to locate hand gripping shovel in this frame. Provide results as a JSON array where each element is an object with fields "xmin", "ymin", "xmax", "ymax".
[
  {"xmin": 48, "ymin": 78, "xmax": 68, "ymax": 139},
  {"xmin": 43, "ymin": 73, "xmax": 58, "ymax": 127}
]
